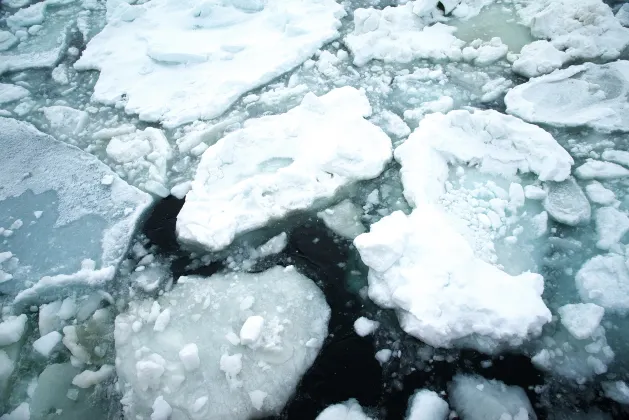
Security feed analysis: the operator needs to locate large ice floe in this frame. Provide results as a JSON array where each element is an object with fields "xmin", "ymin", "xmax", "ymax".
[
  {"xmin": 177, "ymin": 87, "xmax": 392, "ymax": 252},
  {"xmin": 74, "ymin": 0, "xmax": 346, "ymax": 127},
  {"xmin": 355, "ymin": 109, "xmax": 576, "ymax": 352},
  {"xmin": 0, "ymin": 117, "xmax": 151, "ymax": 304},
  {"xmin": 114, "ymin": 266, "xmax": 330, "ymax": 420},
  {"xmin": 505, "ymin": 61, "xmax": 629, "ymax": 132}
]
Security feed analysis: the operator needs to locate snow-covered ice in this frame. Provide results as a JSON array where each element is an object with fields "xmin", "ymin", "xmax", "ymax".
[
  {"xmin": 558, "ymin": 303, "xmax": 605, "ymax": 340},
  {"xmin": 354, "ymin": 209, "xmax": 551, "ymax": 353},
  {"xmin": 354, "ymin": 317, "xmax": 379, "ymax": 337},
  {"xmin": 575, "ymin": 160, "xmax": 629, "ymax": 180},
  {"xmin": 575, "ymin": 253, "xmax": 629, "ymax": 313},
  {"xmin": 505, "ymin": 62, "xmax": 629, "ymax": 132},
  {"xmin": 75, "ymin": 0, "xmax": 346, "ymax": 127},
  {"xmin": 0, "ymin": 83, "xmax": 29, "ymax": 105},
  {"xmin": 543, "ymin": 178, "xmax": 591, "ymax": 226},
  {"xmin": 585, "ymin": 182, "xmax": 616, "ymax": 206},
  {"xmin": 177, "ymin": 87, "xmax": 392, "ymax": 252},
  {"xmin": 317, "ymin": 200, "xmax": 366, "ymax": 240},
  {"xmin": 316, "ymin": 399, "xmax": 373, "ymax": 420},
  {"xmin": 0, "ymin": 117, "xmax": 151, "ymax": 302},
  {"xmin": 115, "ymin": 266, "xmax": 329, "ymax": 420},
  {"xmin": 594, "ymin": 206, "xmax": 629, "ymax": 250},
  {"xmin": 406, "ymin": 389, "xmax": 449, "ymax": 420},
  {"xmin": 449, "ymin": 375, "xmax": 537, "ymax": 420}
]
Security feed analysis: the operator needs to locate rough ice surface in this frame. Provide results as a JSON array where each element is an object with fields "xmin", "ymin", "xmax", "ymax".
[
  {"xmin": 542, "ymin": 178, "xmax": 591, "ymax": 226},
  {"xmin": 406, "ymin": 389, "xmax": 449, "ymax": 420},
  {"xmin": 0, "ymin": 117, "xmax": 151, "ymax": 302},
  {"xmin": 575, "ymin": 160, "xmax": 629, "ymax": 180},
  {"xmin": 449, "ymin": 375, "xmax": 536, "ymax": 420},
  {"xmin": 603, "ymin": 381, "xmax": 629, "ymax": 405},
  {"xmin": 558, "ymin": 303, "xmax": 605, "ymax": 340},
  {"xmin": 595, "ymin": 206, "xmax": 629, "ymax": 250},
  {"xmin": 177, "ymin": 87, "xmax": 392, "ymax": 252},
  {"xmin": 354, "ymin": 209, "xmax": 551, "ymax": 353},
  {"xmin": 115, "ymin": 266, "xmax": 330, "ymax": 420},
  {"xmin": 0, "ymin": 83, "xmax": 29, "ymax": 105},
  {"xmin": 75, "ymin": 0, "xmax": 346, "ymax": 127},
  {"xmin": 505, "ymin": 62, "xmax": 629, "ymax": 132},
  {"xmin": 575, "ymin": 253, "xmax": 629, "ymax": 313},
  {"xmin": 585, "ymin": 181, "xmax": 617, "ymax": 206},
  {"xmin": 317, "ymin": 199, "xmax": 366, "ymax": 240},
  {"xmin": 354, "ymin": 317, "xmax": 379, "ymax": 337},
  {"xmin": 315, "ymin": 399, "xmax": 373, "ymax": 420}
]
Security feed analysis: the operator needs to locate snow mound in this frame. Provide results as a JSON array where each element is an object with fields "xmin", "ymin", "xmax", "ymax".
[
  {"xmin": 177, "ymin": 87, "xmax": 392, "ymax": 252},
  {"xmin": 406, "ymin": 389, "xmax": 449, "ymax": 420},
  {"xmin": 505, "ymin": 61, "xmax": 629, "ymax": 132},
  {"xmin": 115, "ymin": 266, "xmax": 330, "ymax": 420},
  {"xmin": 575, "ymin": 253, "xmax": 629, "ymax": 313},
  {"xmin": 516, "ymin": 0, "xmax": 629, "ymax": 65},
  {"xmin": 449, "ymin": 375, "xmax": 537, "ymax": 420},
  {"xmin": 75, "ymin": 0, "xmax": 345, "ymax": 127},
  {"xmin": 395, "ymin": 109, "xmax": 573, "ymax": 208},
  {"xmin": 354, "ymin": 209, "xmax": 551, "ymax": 352},
  {"xmin": 316, "ymin": 399, "xmax": 373, "ymax": 420},
  {"xmin": 543, "ymin": 178, "xmax": 591, "ymax": 226},
  {"xmin": 0, "ymin": 117, "xmax": 151, "ymax": 303}
]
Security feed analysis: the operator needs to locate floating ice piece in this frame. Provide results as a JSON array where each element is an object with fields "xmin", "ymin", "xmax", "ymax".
[
  {"xmin": 576, "ymin": 253, "xmax": 629, "ymax": 313},
  {"xmin": 151, "ymin": 396, "xmax": 172, "ymax": 420},
  {"xmin": 595, "ymin": 207, "xmax": 629, "ymax": 250},
  {"xmin": 0, "ymin": 117, "xmax": 151, "ymax": 302},
  {"xmin": 449, "ymin": 375, "xmax": 537, "ymax": 420},
  {"xmin": 344, "ymin": 2, "xmax": 465, "ymax": 66},
  {"xmin": 0, "ymin": 402, "xmax": 29, "ymax": 420},
  {"xmin": 354, "ymin": 209, "xmax": 551, "ymax": 353},
  {"xmin": 403, "ymin": 96, "xmax": 454, "ymax": 126},
  {"xmin": 512, "ymin": 40, "xmax": 568, "ymax": 78},
  {"xmin": 406, "ymin": 389, "xmax": 449, "ymax": 420},
  {"xmin": 0, "ymin": 31, "xmax": 18, "ymax": 52},
  {"xmin": 240, "ymin": 315, "xmax": 265, "ymax": 346},
  {"xmin": 505, "ymin": 62, "xmax": 629, "ymax": 132},
  {"xmin": 461, "ymin": 37, "xmax": 508, "ymax": 66},
  {"xmin": 558, "ymin": 303, "xmax": 605, "ymax": 340},
  {"xmin": 585, "ymin": 182, "xmax": 616, "ymax": 206},
  {"xmin": 105, "ymin": 127, "xmax": 172, "ymax": 197},
  {"xmin": 543, "ymin": 178, "xmax": 591, "ymax": 226},
  {"xmin": 0, "ymin": 83, "xmax": 29, "ymax": 104},
  {"xmin": 602, "ymin": 381, "xmax": 629, "ymax": 405},
  {"xmin": 618, "ymin": 4, "xmax": 629, "ymax": 27},
  {"xmin": 601, "ymin": 149, "xmax": 629, "ymax": 167},
  {"xmin": 72, "ymin": 364, "xmax": 114, "ymax": 388},
  {"xmin": 75, "ymin": 0, "xmax": 345, "ymax": 127},
  {"xmin": 575, "ymin": 160, "xmax": 629, "ymax": 180},
  {"xmin": 0, "ymin": 315, "xmax": 27, "ymax": 347},
  {"xmin": 317, "ymin": 200, "xmax": 366, "ymax": 240},
  {"xmin": 353, "ymin": 317, "xmax": 379, "ymax": 337},
  {"xmin": 395, "ymin": 109, "xmax": 573, "ymax": 207},
  {"xmin": 371, "ymin": 110, "xmax": 411, "ymax": 140},
  {"xmin": 33, "ymin": 331, "xmax": 62, "ymax": 357},
  {"xmin": 41, "ymin": 105, "xmax": 89, "ymax": 136},
  {"xmin": 517, "ymin": 0, "xmax": 629, "ymax": 64},
  {"xmin": 315, "ymin": 399, "xmax": 373, "ymax": 420},
  {"xmin": 177, "ymin": 87, "xmax": 392, "ymax": 252},
  {"xmin": 115, "ymin": 266, "xmax": 330, "ymax": 420},
  {"xmin": 375, "ymin": 349, "xmax": 392, "ymax": 365}
]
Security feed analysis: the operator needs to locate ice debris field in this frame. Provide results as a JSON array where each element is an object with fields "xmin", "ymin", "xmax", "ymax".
[{"xmin": 2, "ymin": 0, "xmax": 629, "ymax": 419}]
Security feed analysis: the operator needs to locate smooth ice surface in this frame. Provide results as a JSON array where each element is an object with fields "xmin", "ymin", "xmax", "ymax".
[
  {"xmin": 177, "ymin": 87, "xmax": 392, "ymax": 252},
  {"xmin": 317, "ymin": 200, "xmax": 366, "ymax": 240},
  {"xmin": 115, "ymin": 266, "xmax": 330, "ymax": 420},
  {"xmin": 354, "ymin": 209, "xmax": 551, "ymax": 352},
  {"xmin": 576, "ymin": 253, "xmax": 629, "ymax": 313},
  {"xmin": 543, "ymin": 178, "xmax": 591, "ymax": 226},
  {"xmin": 406, "ymin": 389, "xmax": 449, "ymax": 420},
  {"xmin": 558, "ymin": 303, "xmax": 605, "ymax": 340},
  {"xmin": 505, "ymin": 62, "xmax": 629, "ymax": 132},
  {"xmin": 395, "ymin": 109, "xmax": 573, "ymax": 208},
  {"xmin": 315, "ymin": 399, "xmax": 373, "ymax": 420},
  {"xmin": 449, "ymin": 375, "xmax": 536, "ymax": 420},
  {"xmin": 75, "ymin": 0, "xmax": 345, "ymax": 127},
  {"xmin": 0, "ymin": 117, "xmax": 151, "ymax": 302}
]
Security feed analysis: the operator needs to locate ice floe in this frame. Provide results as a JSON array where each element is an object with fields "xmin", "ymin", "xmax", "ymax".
[
  {"xmin": 177, "ymin": 87, "xmax": 392, "ymax": 253},
  {"xmin": 406, "ymin": 389, "xmax": 449, "ymax": 420},
  {"xmin": 75, "ymin": 0, "xmax": 346, "ymax": 127},
  {"xmin": 115, "ymin": 266, "xmax": 329, "ymax": 420},
  {"xmin": 316, "ymin": 399, "xmax": 373, "ymax": 420}
]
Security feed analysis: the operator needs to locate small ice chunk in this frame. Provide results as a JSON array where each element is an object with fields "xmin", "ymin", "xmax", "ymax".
[
  {"xmin": 602, "ymin": 381, "xmax": 629, "ymax": 405},
  {"xmin": 512, "ymin": 40, "xmax": 567, "ymax": 78},
  {"xmin": 449, "ymin": 375, "xmax": 536, "ymax": 420},
  {"xmin": 153, "ymin": 308, "xmax": 171, "ymax": 332},
  {"xmin": 33, "ymin": 331, "xmax": 62, "ymax": 357},
  {"xmin": 170, "ymin": 182, "xmax": 191, "ymax": 199},
  {"xmin": 151, "ymin": 396, "xmax": 172, "ymax": 420},
  {"xmin": 317, "ymin": 199, "xmax": 366, "ymax": 240},
  {"xmin": 407, "ymin": 389, "xmax": 449, "ymax": 420},
  {"xmin": 353, "ymin": 317, "xmax": 379, "ymax": 337},
  {"xmin": 0, "ymin": 83, "xmax": 29, "ymax": 104},
  {"xmin": 601, "ymin": 150, "xmax": 629, "ymax": 168},
  {"xmin": 0, "ymin": 350, "xmax": 15, "ymax": 395},
  {"xmin": 585, "ymin": 182, "xmax": 616, "ymax": 206},
  {"xmin": 316, "ymin": 399, "xmax": 373, "ymax": 420},
  {"xmin": 509, "ymin": 183, "xmax": 525, "ymax": 209},
  {"xmin": 71, "ymin": 364, "xmax": 114, "ymax": 388},
  {"xmin": 178, "ymin": 343, "xmax": 200, "ymax": 371},
  {"xmin": 524, "ymin": 185, "xmax": 546, "ymax": 200},
  {"xmin": 0, "ymin": 402, "xmax": 29, "ymax": 420},
  {"xmin": 249, "ymin": 390, "xmax": 267, "ymax": 411},
  {"xmin": 0, "ymin": 314, "xmax": 27, "ymax": 346},
  {"xmin": 254, "ymin": 233, "xmax": 288, "ymax": 259},
  {"xmin": 372, "ymin": 110, "xmax": 411, "ymax": 139},
  {"xmin": 0, "ymin": 31, "xmax": 18, "ymax": 52},
  {"xmin": 42, "ymin": 106, "xmax": 89, "ymax": 136},
  {"xmin": 403, "ymin": 96, "xmax": 455, "ymax": 126},
  {"xmin": 543, "ymin": 178, "xmax": 591, "ymax": 226},
  {"xmin": 558, "ymin": 303, "xmax": 605, "ymax": 340},
  {"xmin": 240, "ymin": 315, "xmax": 264, "ymax": 346},
  {"xmin": 375, "ymin": 349, "xmax": 392, "ymax": 364},
  {"xmin": 220, "ymin": 353, "xmax": 243, "ymax": 386},
  {"xmin": 618, "ymin": 4, "xmax": 629, "ymax": 27},
  {"xmin": 595, "ymin": 207, "xmax": 629, "ymax": 250},
  {"xmin": 575, "ymin": 160, "xmax": 629, "ymax": 180}
]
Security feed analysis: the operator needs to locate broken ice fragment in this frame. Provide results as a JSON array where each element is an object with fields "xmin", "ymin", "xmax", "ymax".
[
  {"xmin": 543, "ymin": 178, "xmax": 591, "ymax": 226},
  {"xmin": 316, "ymin": 399, "xmax": 373, "ymax": 420},
  {"xmin": 240, "ymin": 315, "xmax": 264, "ymax": 346},
  {"xmin": 558, "ymin": 303, "xmax": 605, "ymax": 340},
  {"xmin": 353, "ymin": 317, "xmax": 379, "ymax": 337},
  {"xmin": 406, "ymin": 389, "xmax": 449, "ymax": 420}
]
